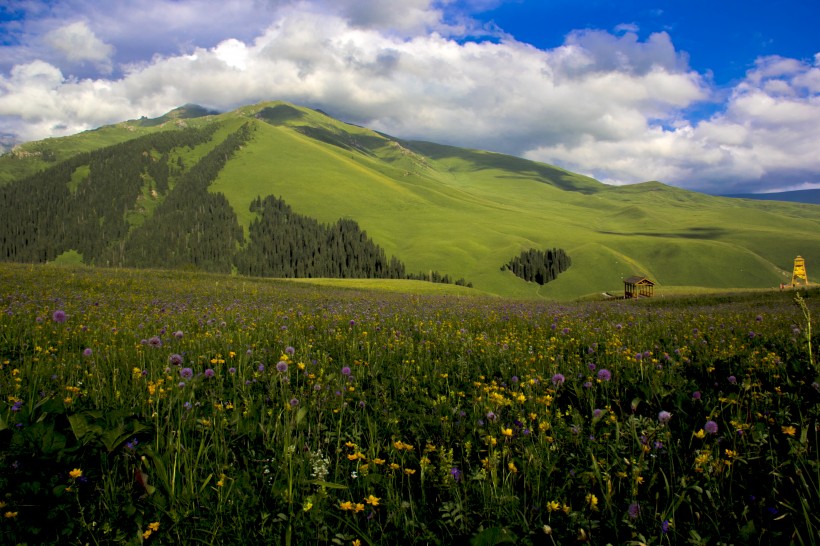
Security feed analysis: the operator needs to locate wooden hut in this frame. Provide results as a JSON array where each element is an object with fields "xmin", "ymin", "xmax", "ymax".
[{"xmin": 624, "ymin": 275, "xmax": 655, "ymax": 299}]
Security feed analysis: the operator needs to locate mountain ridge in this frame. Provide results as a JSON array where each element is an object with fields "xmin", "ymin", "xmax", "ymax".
[{"xmin": 1, "ymin": 100, "xmax": 818, "ymax": 299}]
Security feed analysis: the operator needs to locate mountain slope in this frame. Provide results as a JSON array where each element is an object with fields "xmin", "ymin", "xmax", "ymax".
[{"xmin": 1, "ymin": 101, "xmax": 818, "ymax": 299}]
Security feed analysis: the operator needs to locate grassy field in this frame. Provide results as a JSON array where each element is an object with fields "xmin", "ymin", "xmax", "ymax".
[
  {"xmin": 2, "ymin": 101, "xmax": 820, "ymax": 299},
  {"xmin": 1, "ymin": 263, "xmax": 819, "ymax": 545}
]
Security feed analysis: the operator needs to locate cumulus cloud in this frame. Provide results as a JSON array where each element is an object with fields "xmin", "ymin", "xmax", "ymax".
[
  {"xmin": 0, "ymin": 0, "xmax": 818, "ymax": 194},
  {"xmin": 43, "ymin": 21, "xmax": 114, "ymax": 71}
]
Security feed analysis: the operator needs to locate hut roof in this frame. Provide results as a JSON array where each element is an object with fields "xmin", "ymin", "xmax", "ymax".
[{"xmin": 623, "ymin": 275, "xmax": 655, "ymax": 285}]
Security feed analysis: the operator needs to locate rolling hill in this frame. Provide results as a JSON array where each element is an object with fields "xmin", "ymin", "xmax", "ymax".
[{"xmin": 1, "ymin": 100, "xmax": 818, "ymax": 299}]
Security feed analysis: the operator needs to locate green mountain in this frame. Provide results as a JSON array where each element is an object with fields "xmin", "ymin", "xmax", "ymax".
[{"xmin": 1, "ymin": 101, "xmax": 818, "ymax": 299}]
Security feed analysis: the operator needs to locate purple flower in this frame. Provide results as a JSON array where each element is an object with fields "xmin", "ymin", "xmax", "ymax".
[
  {"xmin": 257, "ymin": 363, "xmax": 265, "ymax": 372},
  {"xmin": 82, "ymin": 348, "xmax": 93, "ymax": 357},
  {"xmin": 486, "ymin": 411, "xmax": 497, "ymax": 422},
  {"xmin": 450, "ymin": 467, "xmax": 462, "ymax": 482},
  {"xmin": 148, "ymin": 336, "xmax": 162, "ymax": 348},
  {"xmin": 597, "ymin": 369, "xmax": 612, "ymax": 381},
  {"xmin": 583, "ymin": 381, "xmax": 593, "ymax": 389},
  {"xmin": 169, "ymin": 353, "xmax": 184, "ymax": 366},
  {"xmin": 52, "ymin": 310, "xmax": 67, "ymax": 323},
  {"xmin": 658, "ymin": 411, "xmax": 672, "ymax": 424},
  {"xmin": 593, "ymin": 408, "xmax": 603, "ymax": 419},
  {"xmin": 628, "ymin": 502, "xmax": 640, "ymax": 520},
  {"xmin": 289, "ymin": 398, "xmax": 299, "ymax": 407},
  {"xmin": 180, "ymin": 367, "xmax": 194, "ymax": 380},
  {"xmin": 588, "ymin": 362, "xmax": 597, "ymax": 371},
  {"xmin": 661, "ymin": 519, "xmax": 670, "ymax": 534},
  {"xmin": 341, "ymin": 366, "xmax": 351, "ymax": 376},
  {"xmin": 173, "ymin": 330, "xmax": 184, "ymax": 339},
  {"xmin": 125, "ymin": 438, "xmax": 139, "ymax": 450},
  {"xmin": 11, "ymin": 400, "xmax": 22, "ymax": 412},
  {"xmin": 705, "ymin": 420, "xmax": 719, "ymax": 434},
  {"xmin": 204, "ymin": 368, "xmax": 215, "ymax": 378},
  {"xmin": 276, "ymin": 361, "xmax": 288, "ymax": 373},
  {"xmin": 728, "ymin": 375, "xmax": 737, "ymax": 385},
  {"xmin": 285, "ymin": 346, "xmax": 295, "ymax": 355},
  {"xmin": 551, "ymin": 373, "xmax": 565, "ymax": 386},
  {"xmin": 692, "ymin": 391, "xmax": 701, "ymax": 400},
  {"xmin": 228, "ymin": 367, "xmax": 236, "ymax": 374}
]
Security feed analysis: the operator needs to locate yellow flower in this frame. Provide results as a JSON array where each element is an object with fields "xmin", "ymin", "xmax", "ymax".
[
  {"xmin": 404, "ymin": 468, "xmax": 416, "ymax": 475},
  {"xmin": 354, "ymin": 503, "xmax": 365, "ymax": 513},
  {"xmin": 148, "ymin": 521, "xmax": 160, "ymax": 532},
  {"xmin": 501, "ymin": 428, "xmax": 513, "ymax": 437},
  {"xmin": 546, "ymin": 500, "xmax": 561, "ymax": 512},
  {"xmin": 372, "ymin": 458, "xmax": 386, "ymax": 465},
  {"xmin": 782, "ymin": 425, "xmax": 797, "ymax": 436},
  {"xmin": 365, "ymin": 494, "xmax": 380, "ymax": 506},
  {"xmin": 303, "ymin": 500, "xmax": 313, "ymax": 512},
  {"xmin": 352, "ymin": 540, "xmax": 362, "ymax": 546},
  {"xmin": 339, "ymin": 501, "xmax": 354, "ymax": 511},
  {"xmin": 4, "ymin": 511, "xmax": 18, "ymax": 518},
  {"xmin": 507, "ymin": 461, "xmax": 518, "ymax": 474},
  {"xmin": 389, "ymin": 463, "xmax": 400, "ymax": 470},
  {"xmin": 142, "ymin": 529, "xmax": 152, "ymax": 539},
  {"xmin": 585, "ymin": 493, "xmax": 599, "ymax": 511},
  {"xmin": 69, "ymin": 468, "xmax": 83, "ymax": 479},
  {"xmin": 693, "ymin": 429, "xmax": 706, "ymax": 439}
]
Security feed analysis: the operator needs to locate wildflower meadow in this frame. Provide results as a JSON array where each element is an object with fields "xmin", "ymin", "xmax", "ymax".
[{"xmin": 0, "ymin": 263, "xmax": 818, "ymax": 545}]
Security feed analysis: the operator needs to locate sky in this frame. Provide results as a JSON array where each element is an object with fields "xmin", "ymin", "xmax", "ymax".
[{"xmin": 0, "ymin": 0, "xmax": 818, "ymax": 195}]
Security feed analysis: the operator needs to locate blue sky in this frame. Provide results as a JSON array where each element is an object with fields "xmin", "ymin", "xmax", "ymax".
[
  {"xmin": 0, "ymin": 0, "xmax": 818, "ymax": 194},
  {"xmin": 476, "ymin": 0, "xmax": 817, "ymax": 85}
]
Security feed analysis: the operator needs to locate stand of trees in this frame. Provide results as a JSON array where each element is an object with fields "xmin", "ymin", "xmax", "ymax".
[
  {"xmin": 0, "ymin": 122, "xmax": 471, "ymax": 287},
  {"xmin": 120, "ymin": 123, "xmax": 252, "ymax": 272},
  {"xmin": 502, "ymin": 247, "xmax": 571, "ymax": 285},
  {"xmin": 0, "ymin": 124, "xmax": 219, "ymax": 264},
  {"xmin": 235, "ymin": 195, "xmax": 472, "ymax": 287}
]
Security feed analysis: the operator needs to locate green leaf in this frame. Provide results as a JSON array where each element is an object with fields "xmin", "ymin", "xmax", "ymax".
[
  {"xmin": 67, "ymin": 413, "xmax": 91, "ymax": 441},
  {"xmin": 307, "ymin": 479, "xmax": 347, "ymax": 490},
  {"xmin": 471, "ymin": 526, "xmax": 517, "ymax": 546},
  {"xmin": 295, "ymin": 407, "xmax": 307, "ymax": 425}
]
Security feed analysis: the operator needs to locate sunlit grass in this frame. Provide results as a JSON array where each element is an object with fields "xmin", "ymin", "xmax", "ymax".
[{"xmin": 1, "ymin": 263, "xmax": 819, "ymax": 545}]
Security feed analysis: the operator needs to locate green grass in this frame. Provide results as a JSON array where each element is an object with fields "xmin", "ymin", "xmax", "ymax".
[
  {"xmin": 1, "ymin": 263, "xmax": 819, "ymax": 545},
  {"xmin": 4, "ymin": 101, "xmax": 820, "ymax": 300}
]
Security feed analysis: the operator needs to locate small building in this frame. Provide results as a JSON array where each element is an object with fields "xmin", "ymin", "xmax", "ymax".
[
  {"xmin": 624, "ymin": 275, "xmax": 655, "ymax": 299},
  {"xmin": 792, "ymin": 256, "xmax": 808, "ymax": 286}
]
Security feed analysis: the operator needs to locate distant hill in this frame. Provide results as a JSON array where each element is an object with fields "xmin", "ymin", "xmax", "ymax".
[
  {"xmin": 723, "ymin": 189, "xmax": 820, "ymax": 205},
  {"xmin": 1, "ymin": 101, "xmax": 818, "ymax": 299}
]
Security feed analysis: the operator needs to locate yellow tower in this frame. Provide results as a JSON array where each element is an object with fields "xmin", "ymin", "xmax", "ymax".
[{"xmin": 792, "ymin": 256, "xmax": 808, "ymax": 286}]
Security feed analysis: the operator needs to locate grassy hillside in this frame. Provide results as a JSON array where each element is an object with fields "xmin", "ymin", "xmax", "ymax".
[{"xmin": 2, "ymin": 100, "xmax": 819, "ymax": 299}]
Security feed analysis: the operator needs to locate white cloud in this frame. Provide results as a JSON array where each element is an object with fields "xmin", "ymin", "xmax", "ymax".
[
  {"xmin": 0, "ymin": 1, "xmax": 818, "ymax": 194},
  {"xmin": 43, "ymin": 21, "xmax": 114, "ymax": 70}
]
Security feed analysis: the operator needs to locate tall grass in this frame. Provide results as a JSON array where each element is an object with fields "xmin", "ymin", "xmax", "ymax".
[{"xmin": 0, "ymin": 263, "xmax": 818, "ymax": 544}]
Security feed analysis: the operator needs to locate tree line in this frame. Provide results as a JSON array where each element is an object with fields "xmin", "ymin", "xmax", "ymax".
[
  {"xmin": 502, "ymin": 247, "xmax": 571, "ymax": 285},
  {"xmin": 0, "ymin": 123, "xmax": 471, "ymax": 287},
  {"xmin": 0, "ymin": 124, "xmax": 219, "ymax": 264},
  {"xmin": 236, "ymin": 195, "xmax": 472, "ymax": 286}
]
